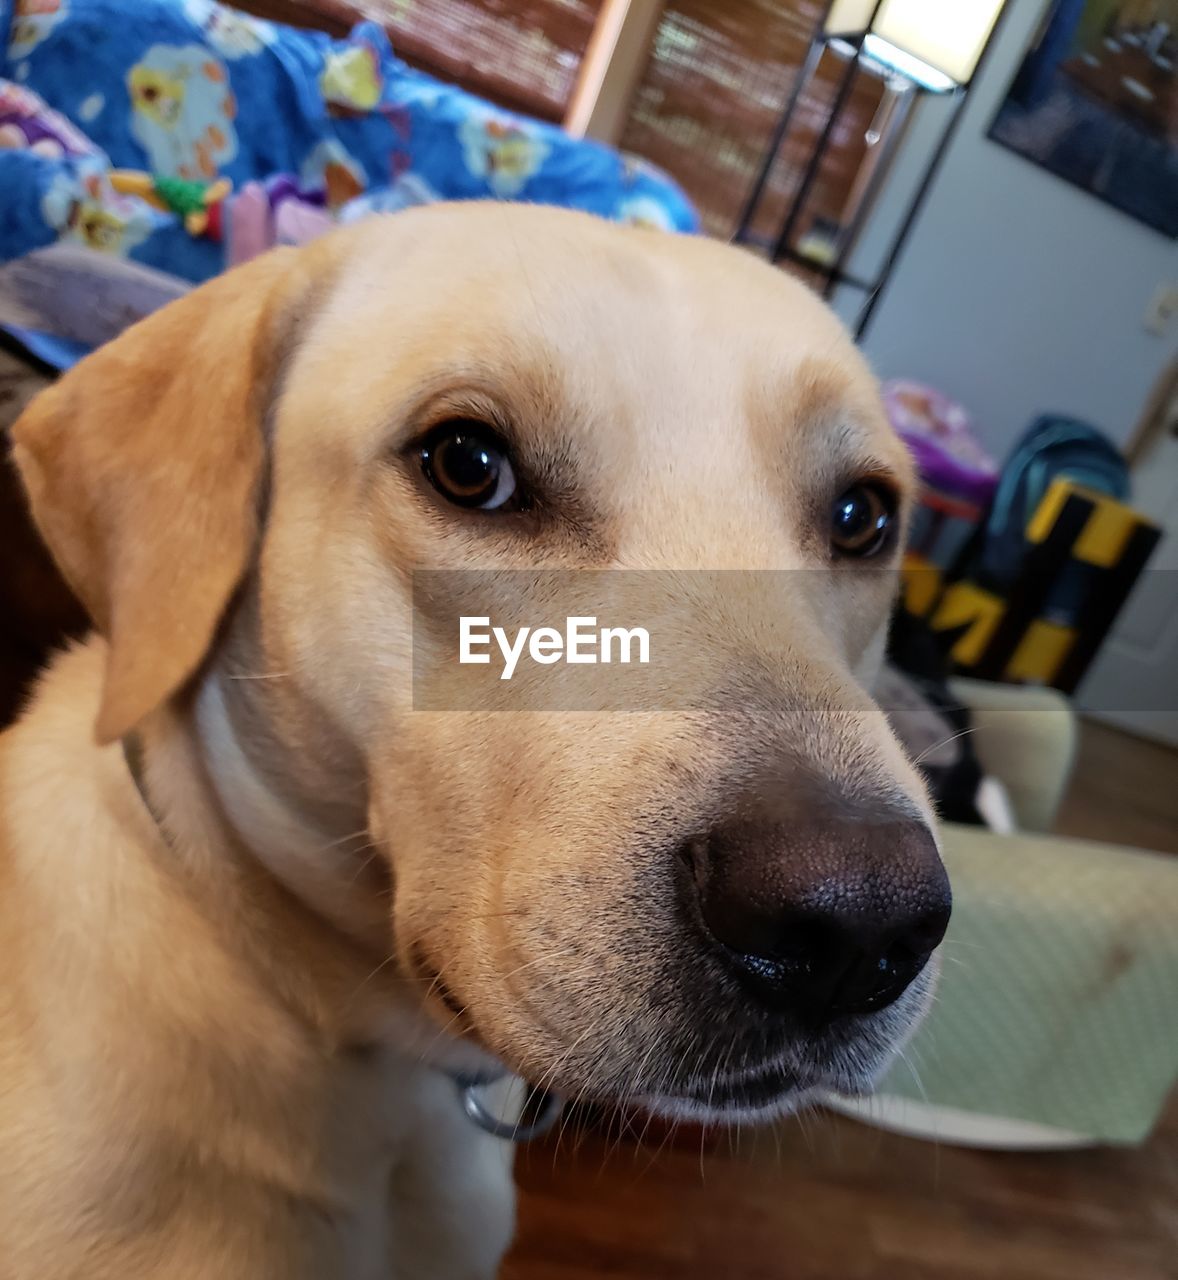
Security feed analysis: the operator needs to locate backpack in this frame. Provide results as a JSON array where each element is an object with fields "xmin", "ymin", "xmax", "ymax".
[{"xmin": 956, "ymin": 415, "xmax": 1130, "ymax": 620}]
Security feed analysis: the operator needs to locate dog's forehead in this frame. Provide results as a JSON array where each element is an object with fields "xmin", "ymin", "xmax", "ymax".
[
  {"xmin": 281, "ymin": 207, "xmax": 899, "ymax": 481},
  {"xmin": 312, "ymin": 209, "xmax": 849, "ymax": 373}
]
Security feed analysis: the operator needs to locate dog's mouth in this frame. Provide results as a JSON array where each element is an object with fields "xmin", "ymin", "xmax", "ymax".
[
  {"xmin": 406, "ymin": 904, "xmax": 933, "ymax": 1131},
  {"xmin": 660, "ymin": 1061, "xmax": 808, "ymax": 1112},
  {"xmin": 634, "ymin": 1054, "xmax": 873, "ymax": 1123},
  {"xmin": 409, "ymin": 941, "xmax": 902, "ymax": 1126}
]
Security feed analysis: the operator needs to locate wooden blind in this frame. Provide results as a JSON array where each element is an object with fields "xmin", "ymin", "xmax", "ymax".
[
  {"xmin": 236, "ymin": 0, "xmax": 603, "ymax": 122},
  {"xmin": 378, "ymin": 0, "xmax": 606, "ymax": 121},
  {"xmin": 617, "ymin": 0, "xmax": 891, "ymax": 247}
]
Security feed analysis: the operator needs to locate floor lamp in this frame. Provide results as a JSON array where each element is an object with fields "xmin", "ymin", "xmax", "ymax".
[{"xmin": 734, "ymin": 0, "xmax": 1012, "ymax": 341}]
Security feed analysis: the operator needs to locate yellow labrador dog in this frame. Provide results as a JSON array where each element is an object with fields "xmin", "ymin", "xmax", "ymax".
[{"xmin": 0, "ymin": 204, "xmax": 949, "ymax": 1279}]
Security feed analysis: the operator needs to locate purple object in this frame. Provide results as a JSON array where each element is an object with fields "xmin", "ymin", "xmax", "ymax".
[
  {"xmin": 226, "ymin": 174, "xmax": 334, "ymax": 266},
  {"xmin": 0, "ymin": 81, "xmax": 99, "ymax": 159},
  {"xmin": 266, "ymin": 173, "xmax": 327, "ymax": 209},
  {"xmin": 883, "ymin": 380, "xmax": 999, "ymax": 507}
]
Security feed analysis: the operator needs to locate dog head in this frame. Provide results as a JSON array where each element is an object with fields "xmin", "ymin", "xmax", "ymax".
[{"xmin": 13, "ymin": 205, "xmax": 948, "ymax": 1120}]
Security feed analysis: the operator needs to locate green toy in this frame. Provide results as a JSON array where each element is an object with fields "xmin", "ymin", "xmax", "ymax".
[{"xmin": 109, "ymin": 170, "xmax": 232, "ymax": 238}]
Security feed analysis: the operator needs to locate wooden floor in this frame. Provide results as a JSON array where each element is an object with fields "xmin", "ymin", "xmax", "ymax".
[
  {"xmin": 508, "ymin": 1096, "xmax": 1178, "ymax": 1280},
  {"xmin": 509, "ymin": 727, "xmax": 1178, "ymax": 1279},
  {"xmin": 1056, "ymin": 718, "xmax": 1178, "ymax": 856}
]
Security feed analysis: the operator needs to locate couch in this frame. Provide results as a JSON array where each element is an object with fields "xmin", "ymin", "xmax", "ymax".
[{"xmin": 831, "ymin": 677, "xmax": 1178, "ymax": 1148}]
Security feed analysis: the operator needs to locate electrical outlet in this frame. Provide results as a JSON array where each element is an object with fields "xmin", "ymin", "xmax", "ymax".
[{"xmin": 1145, "ymin": 284, "xmax": 1178, "ymax": 337}]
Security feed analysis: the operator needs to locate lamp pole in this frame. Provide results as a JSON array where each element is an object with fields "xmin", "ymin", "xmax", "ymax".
[
  {"xmin": 731, "ymin": 0, "xmax": 836, "ymax": 245},
  {"xmin": 852, "ymin": 88, "xmax": 968, "ymax": 340},
  {"xmin": 770, "ymin": 0, "xmax": 889, "ymax": 264},
  {"xmin": 853, "ymin": 0, "xmax": 1017, "ymax": 340},
  {"xmin": 732, "ymin": 0, "xmax": 1015, "ymax": 347}
]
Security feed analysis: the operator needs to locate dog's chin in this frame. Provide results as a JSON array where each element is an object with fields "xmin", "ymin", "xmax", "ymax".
[
  {"xmin": 417, "ymin": 1027, "xmax": 889, "ymax": 1129},
  {"xmin": 406, "ymin": 956, "xmax": 938, "ymax": 1128},
  {"xmin": 594, "ymin": 976, "xmax": 937, "ymax": 1126},
  {"xmin": 635, "ymin": 1074, "xmax": 823, "ymax": 1126},
  {"xmin": 630, "ymin": 1057, "xmax": 880, "ymax": 1126},
  {"xmin": 637, "ymin": 1089, "xmax": 822, "ymax": 1127}
]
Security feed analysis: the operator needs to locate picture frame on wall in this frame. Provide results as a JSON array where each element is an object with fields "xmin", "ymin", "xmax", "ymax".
[{"xmin": 988, "ymin": 0, "xmax": 1178, "ymax": 237}]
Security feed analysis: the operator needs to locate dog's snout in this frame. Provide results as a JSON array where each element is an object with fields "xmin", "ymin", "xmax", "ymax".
[{"xmin": 689, "ymin": 793, "xmax": 950, "ymax": 1025}]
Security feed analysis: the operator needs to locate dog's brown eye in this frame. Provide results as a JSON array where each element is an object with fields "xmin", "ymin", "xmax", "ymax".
[
  {"xmin": 831, "ymin": 483, "xmax": 895, "ymax": 557},
  {"xmin": 419, "ymin": 422, "xmax": 520, "ymax": 511}
]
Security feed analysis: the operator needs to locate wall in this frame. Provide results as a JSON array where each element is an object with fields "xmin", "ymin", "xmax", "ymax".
[{"xmin": 833, "ymin": 0, "xmax": 1178, "ymax": 460}]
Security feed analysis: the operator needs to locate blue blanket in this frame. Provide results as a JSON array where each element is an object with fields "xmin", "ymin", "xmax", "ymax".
[{"xmin": 0, "ymin": 0, "xmax": 697, "ymax": 293}]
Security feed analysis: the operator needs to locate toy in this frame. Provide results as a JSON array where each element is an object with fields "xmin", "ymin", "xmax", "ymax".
[{"xmin": 109, "ymin": 170, "xmax": 232, "ymax": 238}]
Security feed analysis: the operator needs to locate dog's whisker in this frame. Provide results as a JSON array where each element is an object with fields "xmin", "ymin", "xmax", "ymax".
[
  {"xmin": 704, "ymin": 1029, "xmax": 727, "ymax": 1132},
  {"xmin": 496, "ymin": 949, "xmax": 576, "ymax": 990},
  {"xmin": 407, "ymin": 945, "xmax": 577, "ymax": 1071},
  {"xmin": 498, "ymin": 1020, "xmax": 606, "ymax": 1168},
  {"xmin": 942, "ymin": 937, "xmax": 984, "ymax": 953},
  {"xmin": 637, "ymin": 1056, "xmax": 689, "ymax": 1177},
  {"xmin": 611, "ymin": 1042, "xmax": 658, "ymax": 1159},
  {"xmin": 912, "ymin": 726, "xmax": 980, "ymax": 766},
  {"xmin": 420, "ymin": 1005, "xmax": 471, "ymax": 1058},
  {"xmin": 344, "ymin": 845, "xmax": 386, "ymax": 889},
  {"xmin": 566, "ymin": 1040, "xmax": 613, "ymax": 1161},
  {"xmin": 413, "ymin": 959, "xmax": 480, "ymax": 1060},
  {"xmin": 344, "ymin": 953, "xmax": 401, "ymax": 1010},
  {"xmin": 627, "ymin": 1037, "xmax": 668, "ymax": 1149},
  {"xmin": 317, "ymin": 826, "xmax": 372, "ymax": 851},
  {"xmin": 632, "ymin": 1035, "xmax": 694, "ymax": 1178},
  {"xmin": 794, "ymin": 1093, "xmax": 818, "ymax": 1155},
  {"xmin": 531, "ymin": 1023, "xmax": 599, "ymax": 1160}
]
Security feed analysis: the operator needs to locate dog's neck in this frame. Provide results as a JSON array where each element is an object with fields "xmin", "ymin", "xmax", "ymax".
[
  {"xmin": 140, "ymin": 604, "xmax": 505, "ymax": 1083},
  {"xmin": 192, "ymin": 670, "xmax": 392, "ymax": 952},
  {"xmin": 125, "ymin": 663, "xmax": 501, "ymax": 1083}
]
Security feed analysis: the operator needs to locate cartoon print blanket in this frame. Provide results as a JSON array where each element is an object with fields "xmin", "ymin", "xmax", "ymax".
[{"xmin": 0, "ymin": 0, "xmax": 697, "ymax": 348}]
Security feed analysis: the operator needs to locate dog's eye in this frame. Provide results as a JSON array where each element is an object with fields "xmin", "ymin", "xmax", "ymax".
[
  {"xmin": 418, "ymin": 422, "xmax": 521, "ymax": 511},
  {"xmin": 830, "ymin": 483, "xmax": 895, "ymax": 557}
]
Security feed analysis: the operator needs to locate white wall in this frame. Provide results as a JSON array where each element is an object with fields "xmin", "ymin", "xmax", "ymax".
[{"xmin": 833, "ymin": 0, "xmax": 1178, "ymax": 460}]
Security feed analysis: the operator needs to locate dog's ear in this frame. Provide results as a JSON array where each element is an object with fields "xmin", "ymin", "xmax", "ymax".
[{"xmin": 12, "ymin": 245, "xmax": 328, "ymax": 744}]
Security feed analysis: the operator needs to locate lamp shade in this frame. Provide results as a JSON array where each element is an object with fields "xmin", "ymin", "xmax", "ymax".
[{"xmin": 825, "ymin": 0, "xmax": 1006, "ymax": 90}]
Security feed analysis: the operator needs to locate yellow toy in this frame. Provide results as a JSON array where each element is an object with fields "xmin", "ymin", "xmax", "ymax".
[{"xmin": 109, "ymin": 169, "xmax": 232, "ymax": 238}]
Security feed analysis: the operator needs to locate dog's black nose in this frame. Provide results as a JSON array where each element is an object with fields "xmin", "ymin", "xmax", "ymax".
[{"xmin": 689, "ymin": 791, "xmax": 950, "ymax": 1025}]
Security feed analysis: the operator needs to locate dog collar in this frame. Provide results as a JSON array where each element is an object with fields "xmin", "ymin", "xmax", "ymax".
[
  {"xmin": 121, "ymin": 736, "xmax": 562, "ymax": 1144},
  {"xmin": 450, "ymin": 1073, "xmax": 564, "ymax": 1144}
]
